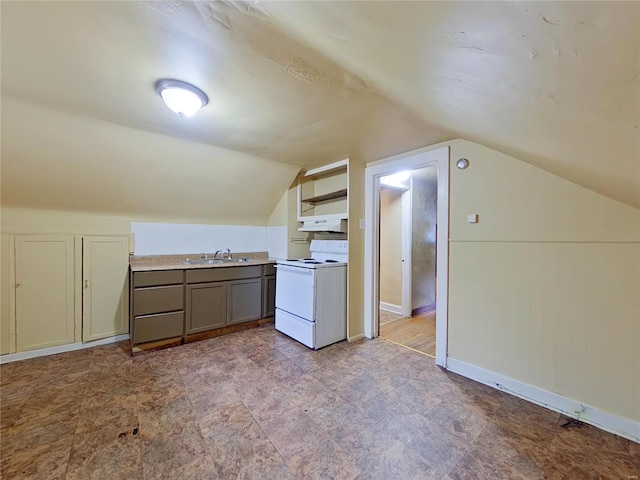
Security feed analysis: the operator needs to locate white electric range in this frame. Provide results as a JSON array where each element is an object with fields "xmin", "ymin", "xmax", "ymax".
[{"xmin": 275, "ymin": 240, "xmax": 347, "ymax": 349}]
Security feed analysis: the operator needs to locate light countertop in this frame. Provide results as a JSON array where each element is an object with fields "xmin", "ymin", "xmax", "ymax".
[{"xmin": 130, "ymin": 252, "xmax": 275, "ymax": 272}]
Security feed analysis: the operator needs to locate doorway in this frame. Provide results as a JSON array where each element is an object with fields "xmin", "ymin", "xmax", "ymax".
[
  {"xmin": 363, "ymin": 146, "xmax": 449, "ymax": 367},
  {"xmin": 378, "ymin": 167, "xmax": 438, "ymax": 357}
]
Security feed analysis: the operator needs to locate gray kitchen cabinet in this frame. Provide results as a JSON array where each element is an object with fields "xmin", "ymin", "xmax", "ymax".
[
  {"xmin": 262, "ymin": 275, "xmax": 276, "ymax": 318},
  {"xmin": 130, "ymin": 270, "xmax": 185, "ymax": 346},
  {"xmin": 227, "ymin": 278, "xmax": 262, "ymax": 326},
  {"xmin": 186, "ymin": 281, "xmax": 227, "ymax": 334},
  {"xmin": 130, "ymin": 262, "xmax": 276, "ymax": 350}
]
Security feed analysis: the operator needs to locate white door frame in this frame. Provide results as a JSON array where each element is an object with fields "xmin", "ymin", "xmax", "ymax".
[
  {"xmin": 400, "ymin": 187, "xmax": 412, "ymax": 318},
  {"xmin": 364, "ymin": 146, "xmax": 449, "ymax": 367},
  {"xmin": 378, "ymin": 183, "xmax": 411, "ymax": 317}
]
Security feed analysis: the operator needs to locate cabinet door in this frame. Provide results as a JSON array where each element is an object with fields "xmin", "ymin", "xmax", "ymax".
[
  {"xmin": 15, "ymin": 236, "xmax": 75, "ymax": 351},
  {"xmin": 227, "ymin": 278, "xmax": 262, "ymax": 325},
  {"xmin": 82, "ymin": 236, "xmax": 129, "ymax": 342},
  {"xmin": 262, "ymin": 275, "xmax": 276, "ymax": 318},
  {"xmin": 186, "ymin": 282, "xmax": 226, "ymax": 334}
]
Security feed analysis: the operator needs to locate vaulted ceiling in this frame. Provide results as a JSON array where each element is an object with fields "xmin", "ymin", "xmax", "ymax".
[{"xmin": 2, "ymin": 1, "xmax": 638, "ymax": 220}]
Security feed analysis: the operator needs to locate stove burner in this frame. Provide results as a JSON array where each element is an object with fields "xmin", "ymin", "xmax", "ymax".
[
  {"xmin": 304, "ymin": 261, "xmax": 322, "ymax": 264},
  {"xmin": 325, "ymin": 259, "xmax": 338, "ymax": 263},
  {"xmin": 303, "ymin": 258, "xmax": 315, "ymax": 261}
]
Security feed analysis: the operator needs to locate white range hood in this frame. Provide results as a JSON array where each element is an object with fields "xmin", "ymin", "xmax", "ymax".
[{"xmin": 298, "ymin": 218, "xmax": 347, "ymax": 233}]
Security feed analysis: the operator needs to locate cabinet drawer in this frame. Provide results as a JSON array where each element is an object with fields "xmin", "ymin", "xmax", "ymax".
[
  {"xmin": 133, "ymin": 285, "xmax": 183, "ymax": 316},
  {"xmin": 263, "ymin": 263, "xmax": 276, "ymax": 276},
  {"xmin": 186, "ymin": 265, "xmax": 262, "ymax": 284},
  {"xmin": 133, "ymin": 311, "xmax": 184, "ymax": 344},
  {"xmin": 133, "ymin": 270, "xmax": 183, "ymax": 288}
]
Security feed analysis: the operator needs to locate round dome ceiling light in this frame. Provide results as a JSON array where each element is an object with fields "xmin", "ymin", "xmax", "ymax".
[{"xmin": 154, "ymin": 79, "xmax": 208, "ymax": 117}]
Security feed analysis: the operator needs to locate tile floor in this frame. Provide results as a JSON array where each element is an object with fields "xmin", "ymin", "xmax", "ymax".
[{"xmin": 1, "ymin": 324, "xmax": 638, "ymax": 479}]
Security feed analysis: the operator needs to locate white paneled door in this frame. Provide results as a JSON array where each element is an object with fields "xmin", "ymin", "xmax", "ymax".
[
  {"xmin": 15, "ymin": 236, "xmax": 75, "ymax": 351},
  {"xmin": 82, "ymin": 236, "xmax": 129, "ymax": 342}
]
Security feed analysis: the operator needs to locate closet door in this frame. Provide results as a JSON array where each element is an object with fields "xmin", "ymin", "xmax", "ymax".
[
  {"xmin": 82, "ymin": 236, "xmax": 129, "ymax": 342},
  {"xmin": 15, "ymin": 236, "xmax": 75, "ymax": 351}
]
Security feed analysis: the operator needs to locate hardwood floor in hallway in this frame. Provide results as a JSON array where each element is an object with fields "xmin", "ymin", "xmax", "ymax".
[{"xmin": 379, "ymin": 310, "xmax": 436, "ymax": 357}]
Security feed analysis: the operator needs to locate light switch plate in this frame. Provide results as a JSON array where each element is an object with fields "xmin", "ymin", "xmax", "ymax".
[
  {"xmin": 467, "ymin": 214, "xmax": 478, "ymax": 223},
  {"xmin": 359, "ymin": 219, "xmax": 365, "ymax": 230}
]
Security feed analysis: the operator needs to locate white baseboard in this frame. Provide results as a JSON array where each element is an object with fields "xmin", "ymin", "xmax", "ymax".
[
  {"xmin": 446, "ymin": 357, "xmax": 640, "ymax": 444},
  {"xmin": 0, "ymin": 334, "xmax": 130, "ymax": 364},
  {"xmin": 348, "ymin": 333, "xmax": 365, "ymax": 342},
  {"xmin": 379, "ymin": 302, "xmax": 402, "ymax": 315}
]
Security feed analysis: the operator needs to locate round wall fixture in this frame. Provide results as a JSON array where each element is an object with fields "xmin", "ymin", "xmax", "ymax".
[
  {"xmin": 456, "ymin": 158, "xmax": 470, "ymax": 169},
  {"xmin": 154, "ymin": 79, "xmax": 208, "ymax": 117}
]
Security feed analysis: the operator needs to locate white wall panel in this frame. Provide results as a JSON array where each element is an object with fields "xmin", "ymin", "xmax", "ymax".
[
  {"xmin": 446, "ymin": 139, "xmax": 640, "ymax": 430},
  {"xmin": 131, "ymin": 222, "xmax": 268, "ymax": 256},
  {"xmin": 448, "ymin": 241, "xmax": 640, "ymax": 421},
  {"xmin": 266, "ymin": 225, "xmax": 287, "ymax": 260}
]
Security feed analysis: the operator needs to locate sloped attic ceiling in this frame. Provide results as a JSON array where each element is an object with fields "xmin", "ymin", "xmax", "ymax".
[
  {"xmin": 260, "ymin": 1, "xmax": 640, "ymax": 209},
  {"xmin": 0, "ymin": 1, "xmax": 444, "ymax": 222},
  {"xmin": 1, "ymin": 1, "xmax": 639, "ymax": 220}
]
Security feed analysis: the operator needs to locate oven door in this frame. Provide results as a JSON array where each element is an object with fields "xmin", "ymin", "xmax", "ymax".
[{"xmin": 275, "ymin": 264, "xmax": 315, "ymax": 321}]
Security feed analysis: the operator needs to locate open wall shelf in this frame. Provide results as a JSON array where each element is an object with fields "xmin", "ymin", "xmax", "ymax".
[
  {"xmin": 301, "ymin": 189, "xmax": 348, "ymax": 204},
  {"xmin": 297, "ymin": 159, "xmax": 349, "ymax": 228}
]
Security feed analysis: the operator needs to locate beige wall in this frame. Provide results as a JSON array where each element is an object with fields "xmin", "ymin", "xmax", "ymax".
[
  {"xmin": 1, "ymin": 208, "xmax": 132, "ymax": 236},
  {"xmin": 379, "ymin": 187, "xmax": 402, "ymax": 306},
  {"xmin": 447, "ymin": 140, "xmax": 640, "ymax": 422},
  {"xmin": 1, "ymin": 199, "xmax": 293, "ymax": 354},
  {"xmin": 267, "ymin": 190, "xmax": 289, "ymax": 227},
  {"xmin": 2, "ymin": 98, "xmax": 299, "ymax": 225},
  {"xmin": 285, "ymin": 184, "xmax": 311, "ymax": 260}
]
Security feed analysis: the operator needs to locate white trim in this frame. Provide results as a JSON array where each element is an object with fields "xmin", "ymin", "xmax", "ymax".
[
  {"xmin": 348, "ymin": 333, "xmax": 365, "ymax": 342},
  {"xmin": 401, "ymin": 188, "xmax": 412, "ymax": 318},
  {"xmin": 434, "ymin": 148, "xmax": 450, "ymax": 368},
  {"xmin": 379, "ymin": 302, "xmax": 402, "ymax": 315},
  {"xmin": 364, "ymin": 145, "xmax": 450, "ymax": 368},
  {"xmin": 0, "ymin": 334, "xmax": 130, "ymax": 364},
  {"xmin": 446, "ymin": 357, "xmax": 640, "ymax": 444},
  {"xmin": 74, "ymin": 235, "xmax": 83, "ymax": 343},
  {"xmin": 8, "ymin": 235, "xmax": 17, "ymax": 354}
]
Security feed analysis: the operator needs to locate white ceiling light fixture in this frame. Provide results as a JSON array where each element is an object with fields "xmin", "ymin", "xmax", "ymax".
[{"xmin": 154, "ymin": 79, "xmax": 208, "ymax": 117}]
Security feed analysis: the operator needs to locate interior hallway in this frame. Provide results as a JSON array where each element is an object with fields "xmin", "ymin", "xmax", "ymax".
[
  {"xmin": 380, "ymin": 311, "xmax": 436, "ymax": 357},
  {"xmin": 1, "ymin": 324, "xmax": 638, "ymax": 479}
]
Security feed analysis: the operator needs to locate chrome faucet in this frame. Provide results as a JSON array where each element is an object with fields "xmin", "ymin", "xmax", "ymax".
[
  {"xmin": 225, "ymin": 248, "xmax": 232, "ymax": 260},
  {"xmin": 213, "ymin": 250, "xmax": 222, "ymax": 260}
]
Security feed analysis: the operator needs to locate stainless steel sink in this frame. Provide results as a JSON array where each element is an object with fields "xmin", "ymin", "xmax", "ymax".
[
  {"xmin": 182, "ymin": 258, "xmax": 224, "ymax": 265},
  {"xmin": 182, "ymin": 258, "xmax": 254, "ymax": 265}
]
